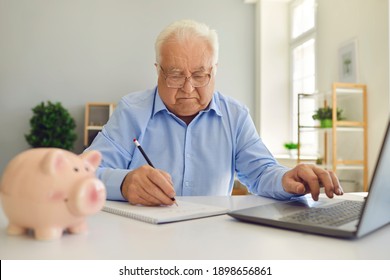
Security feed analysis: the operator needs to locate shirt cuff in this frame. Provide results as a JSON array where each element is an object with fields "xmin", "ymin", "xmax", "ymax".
[
  {"xmin": 272, "ymin": 169, "xmax": 298, "ymax": 200},
  {"xmin": 256, "ymin": 165, "xmax": 298, "ymax": 200}
]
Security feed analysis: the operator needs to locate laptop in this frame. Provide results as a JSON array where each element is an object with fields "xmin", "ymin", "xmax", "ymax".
[{"xmin": 228, "ymin": 120, "xmax": 390, "ymax": 239}]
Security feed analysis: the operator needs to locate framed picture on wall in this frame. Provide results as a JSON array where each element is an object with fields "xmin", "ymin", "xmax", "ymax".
[{"xmin": 338, "ymin": 39, "xmax": 358, "ymax": 83}]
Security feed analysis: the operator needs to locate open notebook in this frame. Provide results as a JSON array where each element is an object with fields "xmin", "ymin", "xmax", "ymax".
[{"xmin": 102, "ymin": 200, "xmax": 228, "ymax": 224}]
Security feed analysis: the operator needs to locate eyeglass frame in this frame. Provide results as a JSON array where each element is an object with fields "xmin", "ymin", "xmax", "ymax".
[{"xmin": 157, "ymin": 64, "xmax": 213, "ymax": 89}]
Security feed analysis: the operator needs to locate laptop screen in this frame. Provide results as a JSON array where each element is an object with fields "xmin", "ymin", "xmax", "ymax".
[{"xmin": 357, "ymin": 119, "xmax": 390, "ymax": 237}]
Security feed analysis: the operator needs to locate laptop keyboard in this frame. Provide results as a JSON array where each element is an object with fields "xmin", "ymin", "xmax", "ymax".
[{"xmin": 281, "ymin": 200, "xmax": 364, "ymax": 227}]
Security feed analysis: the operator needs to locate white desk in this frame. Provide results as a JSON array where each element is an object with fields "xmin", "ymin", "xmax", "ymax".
[{"xmin": 1, "ymin": 193, "xmax": 389, "ymax": 260}]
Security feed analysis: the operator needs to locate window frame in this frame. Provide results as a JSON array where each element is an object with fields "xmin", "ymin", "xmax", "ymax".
[{"xmin": 289, "ymin": 0, "xmax": 317, "ymax": 145}]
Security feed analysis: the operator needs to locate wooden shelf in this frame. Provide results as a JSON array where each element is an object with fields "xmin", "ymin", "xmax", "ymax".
[
  {"xmin": 84, "ymin": 102, "xmax": 116, "ymax": 147},
  {"xmin": 297, "ymin": 83, "xmax": 368, "ymax": 191},
  {"xmin": 86, "ymin": 125, "xmax": 104, "ymax": 130},
  {"xmin": 299, "ymin": 126, "xmax": 364, "ymax": 132}
]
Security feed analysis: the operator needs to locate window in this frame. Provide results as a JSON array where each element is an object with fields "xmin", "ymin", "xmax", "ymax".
[
  {"xmin": 291, "ymin": 0, "xmax": 316, "ymax": 39},
  {"xmin": 290, "ymin": 0, "xmax": 317, "ymax": 152}
]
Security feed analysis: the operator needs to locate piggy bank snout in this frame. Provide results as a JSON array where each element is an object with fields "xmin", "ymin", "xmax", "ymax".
[{"xmin": 67, "ymin": 178, "xmax": 106, "ymax": 216}]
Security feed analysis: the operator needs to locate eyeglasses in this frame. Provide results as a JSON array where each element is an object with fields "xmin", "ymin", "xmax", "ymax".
[{"xmin": 158, "ymin": 65, "xmax": 212, "ymax": 88}]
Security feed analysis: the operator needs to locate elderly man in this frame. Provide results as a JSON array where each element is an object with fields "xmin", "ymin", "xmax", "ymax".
[{"xmin": 86, "ymin": 19, "xmax": 343, "ymax": 206}]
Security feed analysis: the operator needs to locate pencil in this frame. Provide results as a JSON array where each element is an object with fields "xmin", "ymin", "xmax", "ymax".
[
  {"xmin": 133, "ymin": 138, "xmax": 155, "ymax": 168},
  {"xmin": 133, "ymin": 138, "xmax": 178, "ymax": 206}
]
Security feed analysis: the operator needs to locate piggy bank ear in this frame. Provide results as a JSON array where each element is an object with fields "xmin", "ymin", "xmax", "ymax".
[
  {"xmin": 80, "ymin": 150, "xmax": 102, "ymax": 170},
  {"xmin": 41, "ymin": 149, "xmax": 68, "ymax": 175}
]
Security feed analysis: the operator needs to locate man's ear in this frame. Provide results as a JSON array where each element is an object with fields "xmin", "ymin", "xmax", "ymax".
[{"xmin": 213, "ymin": 63, "xmax": 218, "ymax": 75}]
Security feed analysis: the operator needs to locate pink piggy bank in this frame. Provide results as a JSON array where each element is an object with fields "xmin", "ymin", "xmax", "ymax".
[{"xmin": 0, "ymin": 148, "xmax": 106, "ymax": 240}]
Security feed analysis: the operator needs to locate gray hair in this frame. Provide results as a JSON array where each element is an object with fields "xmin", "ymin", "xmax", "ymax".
[{"xmin": 155, "ymin": 19, "xmax": 219, "ymax": 65}]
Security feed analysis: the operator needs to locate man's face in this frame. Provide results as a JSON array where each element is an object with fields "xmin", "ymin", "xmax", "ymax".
[{"xmin": 156, "ymin": 37, "xmax": 216, "ymax": 122}]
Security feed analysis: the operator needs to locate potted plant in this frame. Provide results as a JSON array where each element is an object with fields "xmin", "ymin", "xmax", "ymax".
[
  {"xmin": 284, "ymin": 142, "xmax": 299, "ymax": 157},
  {"xmin": 25, "ymin": 101, "xmax": 77, "ymax": 150},
  {"xmin": 312, "ymin": 106, "xmax": 344, "ymax": 128}
]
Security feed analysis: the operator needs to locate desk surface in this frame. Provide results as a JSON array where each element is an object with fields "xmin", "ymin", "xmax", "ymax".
[{"xmin": 1, "ymin": 193, "xmax": 389, "ymax": 260}]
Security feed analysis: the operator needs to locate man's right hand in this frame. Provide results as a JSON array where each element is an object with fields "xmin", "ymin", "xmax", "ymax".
[{"xmin": 121, "ymin": 165, "xmax": 176, "ymax": 206}]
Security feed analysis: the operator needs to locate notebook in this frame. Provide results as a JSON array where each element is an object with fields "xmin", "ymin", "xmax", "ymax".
[
  {"xmin": 102, "ymin": 200, "xmax": 228, "ymax": 224},
  {"xmin": 228, "ymin": 119, "xmax": 390, "ymax": 239}
]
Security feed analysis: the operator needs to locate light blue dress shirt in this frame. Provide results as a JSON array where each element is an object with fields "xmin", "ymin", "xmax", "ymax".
[{"xmin": 86, "ymin": 87, "xmax": 295, "ymax": 201}]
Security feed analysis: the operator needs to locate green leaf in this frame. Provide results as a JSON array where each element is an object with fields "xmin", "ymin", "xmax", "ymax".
[{"xmin": 25, "ymin": 101, "xmax": 77, "ymax": 150}]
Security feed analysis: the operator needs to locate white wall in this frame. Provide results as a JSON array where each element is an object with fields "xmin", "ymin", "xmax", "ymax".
[
  {"xmin": 258, "ymin": 0, "xmax": 389, "ymax": 181},
  {"xmin": 0, "ymin": 0, "xmax": 255, "ymax": 173},
  {"xmin": 258, "ymin": 0, "xmax": 290, "ymax": 155},
  {"xmin": 316, "ymin": 0, "xmax": 389, "ymax": 179}
]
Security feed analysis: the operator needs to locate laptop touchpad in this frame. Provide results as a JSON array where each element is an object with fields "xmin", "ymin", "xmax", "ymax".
[{"xmin": 238, "ymin": 196, "xmax": 329, "ymax": 219}]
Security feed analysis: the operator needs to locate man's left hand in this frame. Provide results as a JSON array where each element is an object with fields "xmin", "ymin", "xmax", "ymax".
[{"xmin": 282, "ymin": 163, "xmax": 344, "ymax": 200}]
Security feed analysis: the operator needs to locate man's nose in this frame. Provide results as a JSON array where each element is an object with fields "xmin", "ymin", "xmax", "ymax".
[{"xmin": 181, "ymin": 77, "xmax": 195, "ymax": 93}]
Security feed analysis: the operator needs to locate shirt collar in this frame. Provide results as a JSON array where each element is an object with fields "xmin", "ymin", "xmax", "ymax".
[{"xmin": 152, "ymin": 87, "xmax": 223, "ymax": 118}]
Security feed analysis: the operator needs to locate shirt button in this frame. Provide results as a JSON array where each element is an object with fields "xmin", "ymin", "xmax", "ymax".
[{"xmin": 185, "ymin": 181, "xmax": 190, "ymax": 187}]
